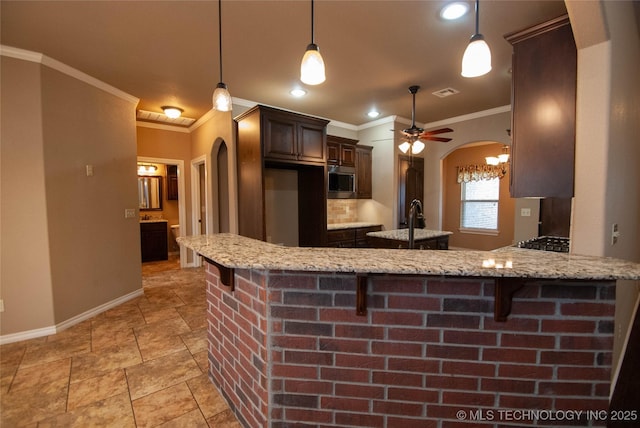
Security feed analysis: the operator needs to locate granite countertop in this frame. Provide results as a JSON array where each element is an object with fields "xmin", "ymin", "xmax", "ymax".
[
  {"xmin": 177, "ymin": 233, "xmax": 640, "ymax": 281},
  {"xmin": 139, "ymin": 218, "xmax": 168, "ymax": 223},
  {"xmin": 367, "ymin": 228, "xmax": 453, "ymax": 241},
  {"xmin": 327, "ymin": 222, "xmax": 383, "ymax": 231}
]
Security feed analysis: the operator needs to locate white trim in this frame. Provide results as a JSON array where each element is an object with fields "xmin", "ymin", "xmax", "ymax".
[
  {"xmin": 0, "ymin": 326, "xmax": 57, "ymax": 346},
  {"xmin": 189, "ymin": 109, "xmax": 216, "ymax": 132},
  {"xmin": 1, "ymin": 44, "xmax": 139, "ymax": 105},
  {"xmin": 191, "ymin": 155, "xmax": 208, "ymax": 268},
  {"xmin": 136, "ymin": 121, "xmax": 191, "ymax": 133},
  {"xmin": 56, "ymin": 289, "xmax": 143, "ymax": 332},
  {"xmin": 138, "ymin": 156, "xmax": 188, "ymax": 268},
  {"xmin": 423, "ymin": 105, "xmax": 511, "ymax": 128},
  {"xmin": 0, "ymin": 288, "xmax": 143, "ymax": 345},
  {"xmin": 459, "ymin": 227, "xmax": 500, "ymax": 236}
]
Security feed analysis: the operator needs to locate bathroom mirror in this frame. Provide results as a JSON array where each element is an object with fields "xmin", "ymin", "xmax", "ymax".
[{"xmin": 138, "ymin": 176, "xmax": 163, "ymax": 210}]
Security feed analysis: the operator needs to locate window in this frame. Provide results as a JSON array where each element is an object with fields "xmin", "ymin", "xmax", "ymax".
[{"xmin": 460, "ymin": 178, "xmax": 499, "ymax": 231}]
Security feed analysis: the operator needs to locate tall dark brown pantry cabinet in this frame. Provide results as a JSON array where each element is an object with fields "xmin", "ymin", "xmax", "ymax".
[
  {"xmin": 505, "ymin": 15, "xmax": 577, "ymax": 198},
  {"xmin": 235, "ymin": 105, "xmax": 329, "ymax": 247}
]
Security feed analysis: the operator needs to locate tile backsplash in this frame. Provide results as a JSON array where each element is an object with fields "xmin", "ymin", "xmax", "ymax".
[{"xmin": 327, "ymin": 199, "xmax": 358, "ymax": 224}]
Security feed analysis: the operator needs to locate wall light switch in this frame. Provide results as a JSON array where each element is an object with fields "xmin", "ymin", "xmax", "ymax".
[
  {"xmin": 520, "ymin": 208, "xmax": 531, "ymax": 217},
  {"xmin": 0, "ymin": 299, "xmax": 5, "ymax": 313},
  {"xmin": 125, "ymin": 209, "xmax": 136, "ymax": 219},
  {"xmin": 86, "ymin": 165, "xmax": 94, "ymax": 176}
]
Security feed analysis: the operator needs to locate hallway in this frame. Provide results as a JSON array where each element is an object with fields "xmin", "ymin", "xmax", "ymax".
[{"xmin": 0, "ymin": 258, "xmax": 241, "ymax": 427}]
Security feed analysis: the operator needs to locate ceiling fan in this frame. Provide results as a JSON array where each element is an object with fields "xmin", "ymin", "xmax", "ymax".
[{"xmin": 398, "ymin": 85, "xmax": 453, "ymax": 154}]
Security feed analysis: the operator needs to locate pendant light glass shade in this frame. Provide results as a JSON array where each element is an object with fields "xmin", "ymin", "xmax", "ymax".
[
  {"xmin": 461, "ymin": 0, "xmax": 491, "ymax": 78},
  {"xmin": 301, "ymin": 43, "xmax": 326, "ymax": 85},
  {"xmin": 300, "ymin": 0, "xmax": 325, "ymax": 85},
  {"xmin": 461, "ymin": 34, "xmax": 492, "ymax": 77},
  {"xmin": 213, "ymin": 0, "xmax": 232, "ymax": 111},
  {"xmin": 213, "ymin": 82, "xmax": 232, "ymax": 112},
  {"xmin": 411, "ymin": 140, "xmax": 425, "ymax": 155},
  {"xmin": 398, "ymin": 141, "xmax": 411, "ymax": 154}
]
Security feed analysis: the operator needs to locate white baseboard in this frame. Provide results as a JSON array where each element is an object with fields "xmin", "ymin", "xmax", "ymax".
[{"xmin": 0, "ymin": 288, "xmax": 144, "ymax": 345}]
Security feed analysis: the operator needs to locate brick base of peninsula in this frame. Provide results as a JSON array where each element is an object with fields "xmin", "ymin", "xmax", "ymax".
[
  {"xmin": 176, "ymin": 233, "xmax": 640, "ymax": 427},
  {"xmin": 206, "ymin": 265, "xmax": 615, "ymax": 427}
]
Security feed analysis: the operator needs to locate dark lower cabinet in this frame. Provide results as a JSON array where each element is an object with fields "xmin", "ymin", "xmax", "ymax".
[
  {"xmin": 326, "ymin": 225, "xmax": 382, "ymax": 248},
  {"xmin": 367, "ymin": 235, "xmax": 449, "ymax": 250},
  {"xmin": 140, "ymin": 221, "xmax": 168, "ymax": 262}
]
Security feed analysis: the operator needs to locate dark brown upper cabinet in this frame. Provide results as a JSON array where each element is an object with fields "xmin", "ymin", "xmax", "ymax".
[
  {"xmin": 327, "ymin": 135, "xmax": 357, "ymax": 167},
  {"xmin": 254, "ymin": 105, "xmax": 328, "ymax": 165},
  {"xmin": 505, "ymin": 15, "xmax": 577, "ymax": 198},
  {"xmin": 356, "ymin": 145, "xmax": 373, "ymax": 199}
]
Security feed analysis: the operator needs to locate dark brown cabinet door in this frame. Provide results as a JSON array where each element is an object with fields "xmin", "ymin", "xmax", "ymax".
[
  {"xmin": 506, "ymin": 15, "xmax": 576, "ymax": 198},
  {"xmin": 356, "ymin": 146, "xmax": 373, "ymax": 199},
  {"xmin": 263, "ymin": 114, "xmax": 297, "ymax": 161},
  {"xmin": 340, "ymin": 145, "xmax": 356, "ymax": 167},
  {"xmin": 167, "ymin": 165, "xmax": 178, "ymax": 200},
  {"xmin": 397, "ymin": 156, "xmax": 424, "ymax": 228},
  {"xmin": 297, "ymin": 123, "xmax": 326, "ymax": 163},
  {"xmin": 140, "ymin": 222, "xmax": 168, "ymax": 262},
  {"xmin": 327, "ymin": 142, "xmax": 340, "ymax": 165}
]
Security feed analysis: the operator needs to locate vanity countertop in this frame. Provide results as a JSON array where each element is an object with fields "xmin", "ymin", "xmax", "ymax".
[
  {"xmin": 367, "ymin": 228, "xmax": 453, "ymax": 241},
  {"xmin": 177, "ymin": 233, "xmax": 640, "ymax": 281},
  {"xmin": 327, "ymin": 222, "xmax": 383, "ymax": 231},
  {"xmin": 139, "ymin": 218, "xmax": 168, "ymax": 223}
]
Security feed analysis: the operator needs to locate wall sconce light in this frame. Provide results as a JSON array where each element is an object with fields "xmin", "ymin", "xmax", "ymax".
[
  {"xmin": 162, "ymin": 106, "xmax": 183, "ymax": 119},
  {"xmin": 137, "ymin": 163, "xmax": 158, "ymax": 175}
]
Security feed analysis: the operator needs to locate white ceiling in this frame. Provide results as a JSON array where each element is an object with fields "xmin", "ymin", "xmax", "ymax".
[{"xmin": 1, "ymin": 0, "xmax": 568, "ymax": 127}]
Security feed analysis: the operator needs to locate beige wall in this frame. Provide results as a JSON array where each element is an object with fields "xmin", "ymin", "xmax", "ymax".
[
  {"xmin": 1, "ymin": 57, "xmax": 56, "ymax": 334},
  {"xmin": 1, "ymin": 54, "xmax": 141, "ymax": 337},
  {"xmin": 568, "ymin": 0, "xmax": 640, "ymax": 369},
  {"xmin": 442, "ymin": 143, "xmax": 515, "ymax": 250}
]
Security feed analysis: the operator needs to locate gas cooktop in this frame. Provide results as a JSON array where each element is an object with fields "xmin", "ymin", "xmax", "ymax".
[{"xmin": 516, "ymin": 236, "xmax": 570, "ymax": 253}]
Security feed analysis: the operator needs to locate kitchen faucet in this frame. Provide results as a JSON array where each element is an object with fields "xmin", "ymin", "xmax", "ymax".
[{"xmin": 408, "ymin": 199, "xmax": 426, "ymax": 249}]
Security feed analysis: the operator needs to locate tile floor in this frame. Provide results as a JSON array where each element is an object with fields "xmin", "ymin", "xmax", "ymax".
[{"xmin": 0, "ymin": 256, "xmax": 241, "ymax": 427}]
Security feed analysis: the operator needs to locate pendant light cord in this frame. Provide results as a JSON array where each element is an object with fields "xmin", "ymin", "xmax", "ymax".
[
  {"xmin": 218, "ymin": 0, "xmax": 223, "ymax": 81},
  {"xmin": 474, "ymin": 0, "xmax": 479, "ymax": 35},
  {"xmin": 310, "ymin": 0, "xmax": 315, "ymax": 44}
]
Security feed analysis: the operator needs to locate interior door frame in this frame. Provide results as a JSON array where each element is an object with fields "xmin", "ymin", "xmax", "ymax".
[
  {"xmin": 137, "ymin": 156, "xmax": 187, "ymax": 268},
  {"xmin": 191, "ymin": 155, "xmax": 208, "ymax": 267}
]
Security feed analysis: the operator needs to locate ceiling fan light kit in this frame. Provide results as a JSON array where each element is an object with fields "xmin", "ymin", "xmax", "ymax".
[
  {"xmin": 300, "ymin": 0, "xmax": 326, "ymax": 85},
  {"xmin": 461, "ymin": 0, "xmax": 492, "ymax": 77},
  {"xmin": 398, "ymin": 86, "xmax": 453, "ymax": 155},
  {"xmin": 213, "ymin": 0, "xmax": 232, "ymax": 111}
]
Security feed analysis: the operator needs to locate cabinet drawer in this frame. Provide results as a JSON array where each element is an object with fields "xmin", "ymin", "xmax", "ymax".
[{"xmin": 327, "ymin": 229, "xmax": 356, "ymax": 243}]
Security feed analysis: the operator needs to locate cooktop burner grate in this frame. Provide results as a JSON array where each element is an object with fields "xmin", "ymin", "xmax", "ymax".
[{"xmin": 516, "ymin": 236, "xmax": 570, "ymax": 252}]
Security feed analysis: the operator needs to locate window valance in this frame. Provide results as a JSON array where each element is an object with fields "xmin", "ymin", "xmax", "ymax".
[{"xmin": 457, "ymin": 164, "xmax": 506, "ymax": 183}]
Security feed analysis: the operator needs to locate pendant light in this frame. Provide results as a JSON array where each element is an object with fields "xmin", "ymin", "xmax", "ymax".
[
  {"xmin": 212, "ymin": 0, "xmax": 232, "ymax": 111},
  {"xmin": 300, "ymin": 0, "xmax": 326, "ymax": 85},
  {"xmin": 461, "ymin": 0, "xmax": 491, "ymax": 78}
]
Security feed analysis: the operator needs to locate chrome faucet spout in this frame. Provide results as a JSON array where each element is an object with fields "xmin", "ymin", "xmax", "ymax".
[{"xmin": 408, "ymin": 199, "xmax": 425, "ymax": 249}]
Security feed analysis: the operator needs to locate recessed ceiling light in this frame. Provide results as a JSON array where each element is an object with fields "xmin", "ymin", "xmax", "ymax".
[
  {"xmin": 367, "ymin": 110, "xmax": 380, "ymax": 118},
  {"xmin": 440, "ymin": 2, "xmax": 469, "ymax": 20},
  {"xmin": 290, "ymin": 88, "xmax": 307, "ymax": 97}
]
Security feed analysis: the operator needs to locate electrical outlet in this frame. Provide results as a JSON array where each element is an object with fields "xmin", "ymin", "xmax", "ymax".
[
  {"xmin": 85, "ymin": 164, "xmax": 94, "ymax": 176},
  {"xmin": 611, "ymin": 223, "xmax": 620, "ymax": 245},
  {"xmin": 520, "ymin": 208, "xmax": 531, "ymax": 217},
  {"xmin": 125, "ymin": 209, "xmax": 136, "ymax": 219}
]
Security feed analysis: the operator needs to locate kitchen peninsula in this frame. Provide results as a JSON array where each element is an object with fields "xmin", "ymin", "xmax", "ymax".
[
  {"xmin": 178, "ymin": 234, "xmax": 640, "ymax": 427},
  {"xmin": 367, "ymin": 228, "xmax": 452, "ymax": 250}
]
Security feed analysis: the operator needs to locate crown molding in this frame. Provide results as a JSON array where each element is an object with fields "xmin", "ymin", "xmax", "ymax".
[{"xmin": 1, "ymin": 44, "xmax": 139, "ymax": 105}]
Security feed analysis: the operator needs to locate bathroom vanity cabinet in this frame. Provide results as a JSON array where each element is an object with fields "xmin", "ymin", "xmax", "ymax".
[{"xmin": 140, "ymin": 220, "xmax": 168, "ymax": 262}]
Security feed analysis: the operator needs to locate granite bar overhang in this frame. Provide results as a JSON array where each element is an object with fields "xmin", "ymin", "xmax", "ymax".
[
  {"xmin": 179, "ymin": 234, "xmax": 640, "ymax": 322},
  {"xmin": 178, "ymin": 233, "xmax": 640, "ymax": 427},
  {"xmin": 178, "ymin": 234, "xmax": 640, "ymax": 281}
]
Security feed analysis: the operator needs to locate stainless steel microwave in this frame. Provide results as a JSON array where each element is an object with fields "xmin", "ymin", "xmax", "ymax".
[{"xmin": 328, "ymin": 166, "xmax": 356, "ymax": 198}]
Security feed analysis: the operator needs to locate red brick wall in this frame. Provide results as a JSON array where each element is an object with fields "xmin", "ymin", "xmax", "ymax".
[{"xmin": 206, "ymin": 263, "xmax": 616, "ymax": 427}]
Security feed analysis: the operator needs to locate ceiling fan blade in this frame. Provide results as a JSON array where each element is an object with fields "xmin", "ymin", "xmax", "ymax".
[
  {"xmin": 423, "ymin": 136, "xmax": 452, "ymax": 143},
  {"xmin": 422, "ymin": 127, "xmax": 453, "ymax": 135}
]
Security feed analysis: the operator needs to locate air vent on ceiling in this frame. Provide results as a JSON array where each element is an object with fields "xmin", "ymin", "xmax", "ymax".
[
  {"xmin": 432, "ymin": 87, "xmax": 460, "ymax": 98},
  {"xmin": 136, "ymin": 109, "xmax": 196, "ymax": 127}
]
